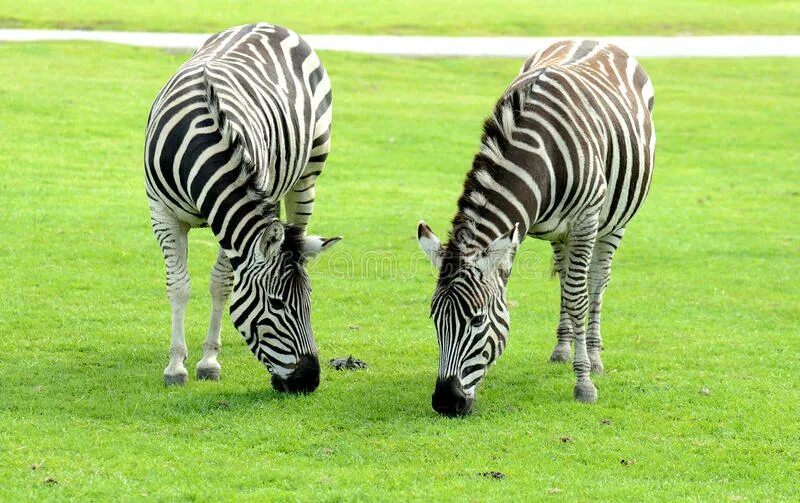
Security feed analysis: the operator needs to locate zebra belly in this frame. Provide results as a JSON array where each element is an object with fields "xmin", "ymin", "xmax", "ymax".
[
  {"xmin": 169, "ymin": 206, "xmax": 208, "ymax": 228},
  {"xmin": 528, "ymin": 209, "xmax": 602, "ymax": 242},
  {"xmin": 527, "ymin": 186, "xmax": 638, "ymax": 242},
  {"xmin": 528, "ymin": 218, "xmax": 575, "ymax": 242},
  {"xmin": 147, "ymin": 189, "xmax": 209, "ymax": 228}
]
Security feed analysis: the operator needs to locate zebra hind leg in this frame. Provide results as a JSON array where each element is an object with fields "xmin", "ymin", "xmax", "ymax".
[
  {"xmin": 564, "ymin": 215, "xmax": 600, "ymax": 403},
  {"xmin": 150, "ymin": 202, "xmax": 191, "ymax": 386},
  {"xmin": 549, "ymin": 241, "xmax": 573, "ymax": 363},
  {"xmin": 196, "ymin": 247, "xmax": 233, "ymax": 381},
  {"xmin": 586, "ymin": 228, "xmax": 625, "ymax": 375}
]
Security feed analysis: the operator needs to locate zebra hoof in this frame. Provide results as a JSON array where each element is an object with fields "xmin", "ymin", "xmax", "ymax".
[
  {"xmin": 574, "ymin": 380, "xmax": 598, "ymax": 403},
  {"xmin": 196, "ymin": 366, "xmax": 220, "ymax": 381},
  {"xmin": 549, "ymin": 345, "xmax": 571, "ymax": 363},
  {"xmin": 589, "ymin": 356, "xmax": 604, "ymax": 375},
  {"xmin": 164, "ymin": 373, "xmax": 188, "ymax": 386}
]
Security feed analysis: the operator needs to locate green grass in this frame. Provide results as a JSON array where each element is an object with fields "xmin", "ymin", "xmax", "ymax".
[
  {"xmin": 1, "ymin": 0, "xmax": 799, "ymax": 35},
  {"xmin": 1, "ymin": 42, "xmax": 799, "ymax": 501}
]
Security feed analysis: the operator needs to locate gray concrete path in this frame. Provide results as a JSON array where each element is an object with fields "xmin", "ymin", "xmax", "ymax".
[{"xmin": 1, "ymin": 29, "xmax": 799, "ymax": 58}]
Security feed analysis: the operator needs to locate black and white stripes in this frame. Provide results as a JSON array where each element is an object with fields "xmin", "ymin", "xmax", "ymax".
[
  {"xmin": 145, "ymin": 23, "xmax": 340, "ymax": 392},
  {"xmin": 143, "ymin": 31, "xmax": 654, "ymax": 406},
  {"xmin": 419, "ymin": 40, "xmax": 655, "ymax": 414}
]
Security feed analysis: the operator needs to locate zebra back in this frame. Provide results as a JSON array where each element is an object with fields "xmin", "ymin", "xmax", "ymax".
[
  {"xmin": 145, "ymin": 23, "xmax": 332, "ymax": 258},
  {"xmin": 461, "ymin": 39, "xmax": 656, "ymax": 244},
  {"xmin": 146, "ymin": 24, "xmax": 331, "ymax": 202}
]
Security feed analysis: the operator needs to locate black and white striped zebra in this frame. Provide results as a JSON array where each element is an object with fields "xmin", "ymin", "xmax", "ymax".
[
  {"xmin": 418, "ymin": 40, "xmax": 655, "ymax": 415},
  {"xmin": 145, "ymin": 23, "xmax": 340, "ymax": 393}
]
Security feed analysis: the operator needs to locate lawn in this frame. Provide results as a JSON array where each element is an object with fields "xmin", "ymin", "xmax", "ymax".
[
  {"xmin": 1, "ymin": 41, "xmax": 799, "ymax": 500},
  {"xmin": 1, "ymin": 0, "xmax": 799, "ymax": 36}
]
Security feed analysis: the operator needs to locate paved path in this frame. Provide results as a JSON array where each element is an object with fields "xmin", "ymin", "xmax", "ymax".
[{"xmin": 1, "ymin": 29, "xmax": 799, "ymax": 58}]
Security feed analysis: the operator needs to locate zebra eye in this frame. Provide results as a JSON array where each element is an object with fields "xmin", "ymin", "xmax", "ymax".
[
  {"xmin": 268, "ymin": 297, "xmax": 285, "ymax": 311},
  {"xmin": 470, "ymin": 314, "xmax": 486, "ymax": 327}
]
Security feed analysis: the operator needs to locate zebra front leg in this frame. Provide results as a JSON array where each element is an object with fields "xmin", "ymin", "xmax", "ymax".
[
  {"xmin": 549, "ymin": 241, "xmax": 573, "ymax": 363},
  {"xmin": 284, "ymin": 117, "xmax": 329, "ymax": 231},
  {"xmin": 586, "ymin": 228, "xmax": 625, "ymax": 374},
  {"xmin": 284, "ymin": 174, "xmax": 317, "ymax": 231},
  {"xmin": 196, "ymin": 247, "xmax": 233, "ymax": 381},
  {"xmin": 151, "ymin": 202, "xmax": 191, "ymax": 386},
  {"xmin": 564, "ymin": 216, "xmax": 599, "ymax": 403}
]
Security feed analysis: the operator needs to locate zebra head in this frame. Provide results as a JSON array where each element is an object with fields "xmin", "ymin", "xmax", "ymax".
[
  {"xmin": 418, "ymin": 221, "xmax": 519, "ymax": 416},
  {"xmin": 230, "ymin": 219, "xmax": 341, "ymax": 394}
]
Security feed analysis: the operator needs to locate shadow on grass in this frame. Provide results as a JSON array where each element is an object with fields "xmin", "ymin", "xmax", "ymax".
[{"xmin": 10, "ymin": 343, "xmax": 592, "ymax": 427}]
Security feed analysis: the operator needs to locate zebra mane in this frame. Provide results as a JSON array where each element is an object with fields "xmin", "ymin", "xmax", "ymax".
[
  {"xmin": 279, "ymin": 225, "xmax": 314, "ymax": 293},
  {"xmin": 446, "ymin": 89, "xmax": 524, "ymax": 258},
  {"xmin": 280, "ymin": 223, "xmax": 311, "ymax": 266},
  {"xmin": 243, "ymin": 170, "xmax": 279, "ymax": 220},
  {"xmin": 204, "ymin": 68, "xmax": 276, "ymax": 221}
]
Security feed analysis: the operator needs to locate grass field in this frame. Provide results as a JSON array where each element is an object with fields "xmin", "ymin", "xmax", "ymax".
[
  {"xmin": 1, "ymin": 0, "xmax": 800, "ymax": 35},
  {"xmin": 1, "ymin": 41, "xmax": 799, "ymax": 500}
]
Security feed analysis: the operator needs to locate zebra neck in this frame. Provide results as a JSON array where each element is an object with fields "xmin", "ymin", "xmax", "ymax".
[
  {"xmin": 213, "ymin": 218, "xmax": 272, "ymax": 272},
  {"xmin": 199, "ymin": 176, "xmax": 278, "ymax": 270},
  {"xmin": 447, "ymin": 153, "xmax": 544, "ymax": 255}
]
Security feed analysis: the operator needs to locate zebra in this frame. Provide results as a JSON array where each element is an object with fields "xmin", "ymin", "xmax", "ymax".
[
  {"xmin": 417, "ymin": 40, "xmax": 655, "ymax": 415},
  {"xmin": 144, "ymin": 23, "xmax": 340, "ymax": 393}
]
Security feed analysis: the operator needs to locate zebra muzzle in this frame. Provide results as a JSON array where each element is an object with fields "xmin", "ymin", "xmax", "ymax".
[
  {"xmin": 432, "ymin": 376, "xmax": 474, "ymax": 416},
  {"xmin": 270, "ymin": 354, "xmax": 320, "ymax": 394}
]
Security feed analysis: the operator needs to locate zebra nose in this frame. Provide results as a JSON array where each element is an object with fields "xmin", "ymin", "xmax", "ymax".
[
  {"xmin": 270, "ymin": 355, "xmax": 320, "ymax": 394},
  {"xmin": 432, "ymin": 376, "xmax": 474, "ymax": 416}
]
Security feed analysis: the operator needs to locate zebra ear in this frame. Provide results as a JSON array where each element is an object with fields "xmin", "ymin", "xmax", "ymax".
[
  {"xmin": 477, "ymin": 223, "xmax": 519, "ymax": 273},
  {"xmin": 417, "ymin": 220, "xmax": 442, "ymax": 268},
  {"xmin": 302, "ymin": 235, "xmax": 342, "ymax": 260},
  {"xmin": 257, "ymin": 219, "xmax": 285, "ymax": 260}
]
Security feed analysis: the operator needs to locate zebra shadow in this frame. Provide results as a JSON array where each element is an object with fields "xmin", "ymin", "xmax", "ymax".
[{"xmin": 157, "ymin": 361, "xmax": 561, "ymax": 420}]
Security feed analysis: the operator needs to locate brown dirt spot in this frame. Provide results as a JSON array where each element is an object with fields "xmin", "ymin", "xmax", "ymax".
[{"xmin": 479, "ymin": 471, "xmax": 505, "ymax": 480}]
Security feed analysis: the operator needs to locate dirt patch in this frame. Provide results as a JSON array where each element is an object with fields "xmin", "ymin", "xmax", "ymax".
[
  {"xmin": 329, "ymin": 356, "xmax": 368, "ymax": 370},
  {"xmin": 479, "ymin": 471, "xmax": 505, "ymax": 480}
]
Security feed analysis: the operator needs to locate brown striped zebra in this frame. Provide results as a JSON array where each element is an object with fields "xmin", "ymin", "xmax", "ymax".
[
  {"xmin": 418, "ymin": 40, "xmax": 655, "ymax": 415},
  {"xmin": 145, "ymin": 24, "xmax": 340, "ymax": 393}
]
